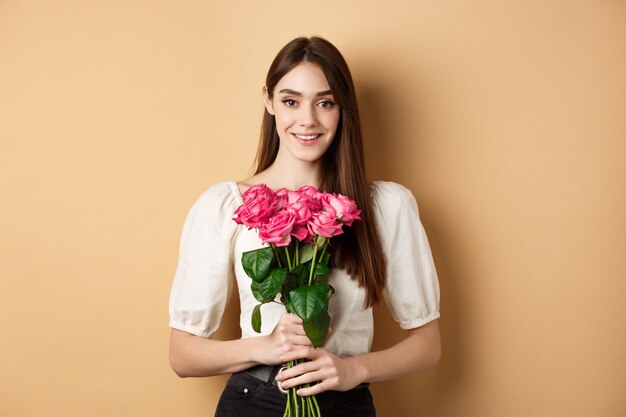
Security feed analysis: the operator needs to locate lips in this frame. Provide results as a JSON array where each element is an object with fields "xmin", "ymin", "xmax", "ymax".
[
  {"xmin": 290, "ymin": 133, "xmax": 323, "ymax": 146},
  {"xmin": 292, "ymin": 133, "xmax": 321, "ymax": 141}
]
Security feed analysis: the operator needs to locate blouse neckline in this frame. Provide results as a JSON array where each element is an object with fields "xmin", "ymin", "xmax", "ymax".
[{"xmin": 228, "ymin": 181, "xmax": 244, "ymax": 206}]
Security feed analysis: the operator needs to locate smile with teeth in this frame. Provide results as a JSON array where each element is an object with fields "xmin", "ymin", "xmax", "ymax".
[{"xmin": 293, "ymin": 133, "xmax": 321, "ymax": 141}]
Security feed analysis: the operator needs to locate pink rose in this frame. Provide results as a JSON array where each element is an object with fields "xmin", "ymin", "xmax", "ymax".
[
  {"xmin": 277, "ymin": 188, "xmax": 316, "ymax": 227},
  {"xmin": 258, "ymin": 211, "xmax": 296, "ymax": 247},
  {"xmin": 308, "ymin": 210, "xmax": 344, "ymax": 238},
  {"xmin": 233, "ymin": 185, "xmax": 279, "ymax": 229},
  {"xmin": 276, "ymin": 189, "xmax": 303, "ymax": 211},
  {"xmin": 320, "ymin": 194, "xmax": 361, "ymax": 226},
  {"xmin": 291, "ymin": 224, "xmax": 309, "ymax": 241},
  {"xmin": 274, "ymin": 189, "xmax": 313, "ymax": 241},
  {"xmin": 241, "ymin": 184, "xmax": 274, "ymax": 203},
  {"xmin": 297, "ymin": 185, "xmax": 323, "ymax": 200},
  {"xmin": 297, "ymin": 186, "xmax": 323, "ymax": 212}
]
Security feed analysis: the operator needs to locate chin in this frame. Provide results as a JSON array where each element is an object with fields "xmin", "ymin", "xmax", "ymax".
[
  {"xmin": 294, "ymin": 153, "xmax": 326, "ymax": 163},
  {"xmin": 281, "ymin": 146, "xmax": 327, "ymax": 163}
]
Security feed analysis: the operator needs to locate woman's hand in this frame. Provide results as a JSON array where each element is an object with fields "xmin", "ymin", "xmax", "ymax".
[
  {"xmin": 274, "ymin": 320, "xmax": 441, "ymax": 395},
  {"xmin": 275, "ymin": 347, "xmax": 367, "ymax": 396},
  {"xmin": 255, "ymin": 313, "xmax": 313, "ymax": 366}
]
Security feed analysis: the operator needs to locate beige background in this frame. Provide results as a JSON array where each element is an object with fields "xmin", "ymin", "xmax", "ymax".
[{"xmin": 1, "ymin": 1, "xmax": 625, "ymax": 416}]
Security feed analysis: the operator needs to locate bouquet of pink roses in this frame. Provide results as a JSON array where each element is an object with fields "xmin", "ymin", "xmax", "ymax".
[{"xmin": 233, "ymin": 184, "xmax": 360, "ymax": 417}]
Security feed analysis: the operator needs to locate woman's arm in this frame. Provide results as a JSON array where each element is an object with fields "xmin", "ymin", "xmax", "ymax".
[
  {"xmin": 169, "ymin": 313, "xmax": 313, "ymax": 377},
  {"xmin": 169, "ymin": 329, "xmax": 260, "ymax": 377},
  {"xmin": 353, "ymin": 320, "xmax": 441, "ymax": 383},
  {"xmin": 275, "ymin": 320, "xmax": 441, "ymax": 395}
]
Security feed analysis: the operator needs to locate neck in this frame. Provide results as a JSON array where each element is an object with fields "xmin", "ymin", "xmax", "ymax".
[{"xmin": 262, "ymin": 151, "xmax": 322, "ymax": 190}]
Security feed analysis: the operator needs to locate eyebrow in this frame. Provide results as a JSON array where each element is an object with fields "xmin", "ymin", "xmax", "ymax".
[{"xmin": 277, "ymin": 88, "xmax": 333, "ymax": 97}]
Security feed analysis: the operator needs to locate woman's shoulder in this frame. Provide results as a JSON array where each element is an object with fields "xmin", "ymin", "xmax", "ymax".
[
  {"xmin": 188, "ymin": 180, "xmax": 243, "ymax": 220},
  {"xmin": 195, "ymin": 181, "xmax": 242, "ymax": 204},
  {"xmin": 178, "ymin": 181, "xmax": 243, "ymax": 242},
  {"xmin": 369, "ymin": 180, "xmax": 417, "ymax": 206}
]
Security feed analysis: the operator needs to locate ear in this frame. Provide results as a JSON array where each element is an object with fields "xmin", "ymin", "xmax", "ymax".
[{"xmin": 262, "ymin": 86, "xmax": 274, "ymax": 115}]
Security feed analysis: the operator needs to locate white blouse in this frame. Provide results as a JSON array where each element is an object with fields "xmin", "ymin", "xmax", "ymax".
[{"xmin": 169, "ymin": 181, "xmax": 440, "ymax": 358}]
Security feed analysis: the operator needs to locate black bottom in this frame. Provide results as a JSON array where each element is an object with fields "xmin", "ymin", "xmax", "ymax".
[{"xmin": 215, "ymin": 371, "xmax": 376, "ymax": 417}]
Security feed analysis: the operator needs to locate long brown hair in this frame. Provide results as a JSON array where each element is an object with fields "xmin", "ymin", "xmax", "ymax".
[{"xmin": 254, "ymin": 36, "xmax": 386, "ymax": 307}]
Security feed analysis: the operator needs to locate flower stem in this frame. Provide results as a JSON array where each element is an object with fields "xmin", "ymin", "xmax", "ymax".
[
  {"xmin": 295, "ymin": 241, "xmax": 299, "ymax": 266},
  {"xmin": 293, "ymin": 386, "xmax": 299, "ymax": 417},
  {"xmin": 312, "ymin": 394, "xmax": 321, "ymax": 416},
  {"xmin": 284, "ymin": 390, "xmax": 290, "ymax": 417},
  {"xmin": 272, "ymin": 244, "xmax": 283, "ymax": 268},
  {"xmin": 319, "ymin": 242, "xmax": 328, "ymax": 265},
  {"xmin": 308, "ymin": 241, "xmax": 319, "ymax": 285},
  {"xmin": 285, "ymin": 247, "xmax": 292, "ymax": 271}
]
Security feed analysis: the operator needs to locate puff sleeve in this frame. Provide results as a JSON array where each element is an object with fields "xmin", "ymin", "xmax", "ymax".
[
  {"xmin": 168, "ymin": 182, "xmax": 240, "ymax": 338},
  {"xmin": 371, "ymin": 181, "xmax": 440, "ymax": 329}
]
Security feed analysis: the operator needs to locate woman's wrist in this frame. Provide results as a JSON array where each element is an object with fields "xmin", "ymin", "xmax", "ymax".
[
  {"xmin": 346, "ymin": 354, "xmax": 370, "ymax": 385},
  {"xmin": 248, "ymin": 335, "xmax": 269, "ymax": 365}
]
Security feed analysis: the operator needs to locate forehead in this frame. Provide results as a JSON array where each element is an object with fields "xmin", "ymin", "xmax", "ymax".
[{"xmin": 275, "ymin": 62, "xmax": 331, "ymax": 94}]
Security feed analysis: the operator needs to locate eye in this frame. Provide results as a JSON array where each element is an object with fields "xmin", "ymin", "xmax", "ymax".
[
  {"xmin": 282, "ymin": 99, "xmax": 297, "ymax": 107},
  {"xmin": 317, "ymin": 100, "xmax": 335, "ymax": 109}
]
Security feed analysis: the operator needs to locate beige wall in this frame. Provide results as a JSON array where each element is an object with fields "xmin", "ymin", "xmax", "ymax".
[{"xmin": 1, "ymin": 1, "xmax": 625, "ymax": 416}]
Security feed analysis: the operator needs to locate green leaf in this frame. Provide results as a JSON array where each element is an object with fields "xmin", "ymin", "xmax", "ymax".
[
  {"xmin": 314, "ymin": 263, "xmax": 329, "ymax": 277},
  {"xmin": 320, "ymin": 251, "xmax": 330, "ymax": 266},
  {"xmin": 251, "ymin": 268, "xmax": 287, "ymax": 303},
  {"xmin": 285, "ymin": 298, "xmax": 295, "ymax": 314},
  {"xmin": 282, "ymin": 264, "xmax": 310, "ymax": 302},
  {"xmin": 242, "ymin": 247, "xmax": 274, "ymax": 282},
  {"xmin": 251, "ymin": 303, "xmax": 262, "ymax": 333},
  {"xmin": 291, "ymin": 264, "xmax": 310, "ymax": 285},
  {"xmin": 289, "ymin": 283, "xmax": 327, "ymax": 322},
  {"xmin": 282, "ymin": 274, "xmax": 298, "ymax": 302},
  {"xmin": 316, "ymin": 274, "xmax": 329, "ymax": 286},
  {"xmin": 304, "ymin": 310, "xmax": 330, "ymax": 348},
  {"xmin": 277, "ymin": 246, "xmax": 289, "ymax": 268},
  {"xmin": 327, "ymin": 284, "xmax": 335, "ymax": 299},
  {"xmin": 298, "ymin": 244, "xmax": 315, "ymax": 264}
]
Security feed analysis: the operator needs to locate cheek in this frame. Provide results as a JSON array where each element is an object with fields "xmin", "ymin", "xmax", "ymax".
[
  {"xmin": 274, "ymin": 112, "xmax": 294, "ymax": 133},
  {"xmin": 326, "ymin": 111, "xmax": 340, "ymax": 133}
]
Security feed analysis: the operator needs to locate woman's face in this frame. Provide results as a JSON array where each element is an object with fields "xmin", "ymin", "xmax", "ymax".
[{"xmin": 264, "ymin": 61, "xmax": 340, "ymax": 165}]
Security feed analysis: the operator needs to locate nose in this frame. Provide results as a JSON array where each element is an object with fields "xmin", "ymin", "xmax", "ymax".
[{"xmin": 298, "ymin": 104, "xmax": 318, "ymax": 127}]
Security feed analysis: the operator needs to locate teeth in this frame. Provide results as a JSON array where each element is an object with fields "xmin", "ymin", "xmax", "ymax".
[{"xmin": 295, "ymin": 134, "xmax": 319, "ymax": 140}]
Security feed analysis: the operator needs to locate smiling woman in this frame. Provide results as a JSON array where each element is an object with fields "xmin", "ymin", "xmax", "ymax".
[
  {"xmin": 263, "ymin": 62, "xmax": 340, "ymax": 164},
  {"xmin": 168, "ymin": 36, "xmax": 441, "ymax": 417}
]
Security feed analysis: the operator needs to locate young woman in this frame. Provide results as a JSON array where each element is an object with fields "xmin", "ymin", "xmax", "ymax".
[{"xmin": 168, "ymin": 36, "xmax": 441, "ymax": 417}]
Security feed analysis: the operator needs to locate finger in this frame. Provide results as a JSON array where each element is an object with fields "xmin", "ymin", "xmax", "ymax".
[
  {"xmin": 289, "ymin": 335, "xmax": 313, "ymax": 347},
  {"xmin": 276, "ymin": 367, "xmax": 323, "ymax": 389},
  {"xmin": 288, "ymin": 323, "xmax": 307, "ymax": 336},
  {"xmin": 279, "ymin": 369, "xmax": 324, "ymax": 391},
  {"xmin": 275, "ymin": 358, "xmax": 319, "ymax": 381},
  {"xmin": 275, "ymin": 322, "xmax": 306, "ymax": 339},
  {"xmin": 296, "ymin": 380, "xmax": 331, "ymax": 397},
  {"xmin": 284, "ymin": 313, "xmax": 303, "ymax": 325},
  {"xmin": 280, "ymin": 346, "xmax": 314, "ymax": 363}
]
